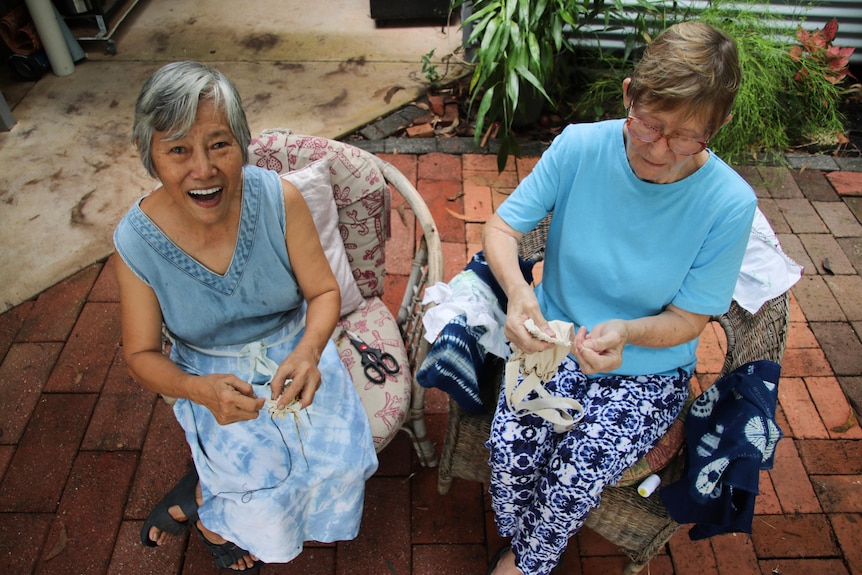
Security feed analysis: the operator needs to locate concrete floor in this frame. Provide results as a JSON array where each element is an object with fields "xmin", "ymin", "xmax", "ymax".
[{"xmin": 0, "ymin": 0, "xmax": 469, "ymax": 312}]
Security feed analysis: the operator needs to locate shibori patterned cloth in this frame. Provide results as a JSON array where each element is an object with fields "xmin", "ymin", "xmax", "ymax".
[
  {"xmin": 417, "ymin": 251, "xmax": 534, "ymax": 414},
  {"xmin": 660, "ymin": 360, "xmax": 783, "ymax": 540}
]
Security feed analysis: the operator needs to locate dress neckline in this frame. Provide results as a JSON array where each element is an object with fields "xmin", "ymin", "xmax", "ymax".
[{"xmin": 128, "ymin": 166, "xmax": 260, "ymax": 295}]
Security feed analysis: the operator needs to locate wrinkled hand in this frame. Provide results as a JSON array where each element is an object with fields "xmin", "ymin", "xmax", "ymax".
[
  {"xmin": 572, "ymin": 319, "xmax": 628, "ymax": 374},
  {"xmin": 270, "ymin": 348, "xmax": 322, "ymax": 410},
  {"xmin": 198, "ymin": 374, "xmax": 266, "ymax": 425},
  {"xmin": 504, "ymin": 285, "xmax": 557, "ymax": 354}
]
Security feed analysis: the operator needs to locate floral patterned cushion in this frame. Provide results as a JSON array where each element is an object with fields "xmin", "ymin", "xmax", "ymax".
[
  {"xmin": 248, "ymin": 129, "xmax": 388, "ymax": 299},
  {"xmin": 335, "ymin": 297, "xmax": 410, "ymax": 451}
]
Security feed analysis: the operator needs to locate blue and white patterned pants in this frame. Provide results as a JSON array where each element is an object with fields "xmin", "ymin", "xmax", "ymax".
[{"xmin": 486, "ymin": 356, "xmax": 688, "ymax": 575}]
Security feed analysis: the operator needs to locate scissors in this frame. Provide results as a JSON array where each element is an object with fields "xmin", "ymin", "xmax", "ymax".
[{"xmin": 345, "ymin": 330, "xmax": 400, "ymax": 384}]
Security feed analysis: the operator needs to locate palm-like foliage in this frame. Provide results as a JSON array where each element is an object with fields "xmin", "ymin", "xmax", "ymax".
[{"xmin": 458, "ymin": 0, "xmax": 610, "ymax": 170}]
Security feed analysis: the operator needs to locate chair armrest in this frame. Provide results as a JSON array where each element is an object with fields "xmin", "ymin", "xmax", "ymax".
[{"xmin": 714, "ymin": 292, "xmax": 790, "ymax": 378}]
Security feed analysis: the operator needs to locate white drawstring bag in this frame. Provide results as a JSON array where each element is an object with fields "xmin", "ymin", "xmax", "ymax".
[{"xmin": 505, "ymin": 319, "xmax": 584, "ymax": 433}]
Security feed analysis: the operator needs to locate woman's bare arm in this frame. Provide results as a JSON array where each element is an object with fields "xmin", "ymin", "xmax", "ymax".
[
  {"xmin": 483, "ymin": 213, "xmax": 556, "ymax": 353},
  {"xmin": 270, "ymin": 179, "xmax": 341, "ymax": 408},
  {"xmin": 116, "ymin": 257, "xmax": 265, "ymax": 424}
]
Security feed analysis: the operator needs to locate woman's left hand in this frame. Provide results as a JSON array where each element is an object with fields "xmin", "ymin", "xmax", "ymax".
[
  {"xmin": 271, "ymin": 348, "xmax": 322, "ymax": 410},
  {"xmin": 572, "ymin": 319, "xmax": 628, "ymax": 374}
]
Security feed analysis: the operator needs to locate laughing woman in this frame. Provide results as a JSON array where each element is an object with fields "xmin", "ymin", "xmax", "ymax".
[{"xmin": 114, "ymin": 61, "xmax": 377, "ymax": 573}]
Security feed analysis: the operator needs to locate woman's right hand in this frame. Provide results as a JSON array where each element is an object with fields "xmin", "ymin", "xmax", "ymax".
[
  {"xmin": 195, "ymin": 374, "xmax": 266, "ymax": 425},
  {"xmin": 484, "ymin": 213, "xmax": 555, "ymax": 354},
  {"xmin": 504, "ymin": 284, "xmax": 555, "ymax": 354}
]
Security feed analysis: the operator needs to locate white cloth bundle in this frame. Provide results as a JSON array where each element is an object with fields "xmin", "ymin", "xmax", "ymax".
[{"xmin": 734, "ymin": 208, "xmax": 803, "ymax": 313}]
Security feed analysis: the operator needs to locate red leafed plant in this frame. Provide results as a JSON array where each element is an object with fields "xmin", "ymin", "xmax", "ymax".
[{"xmin": 790, "ymin": 18, "xmax": 856, "ymax": 84}]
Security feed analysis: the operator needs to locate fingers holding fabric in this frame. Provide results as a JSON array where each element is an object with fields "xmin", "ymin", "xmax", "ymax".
[{"xmin": 572, "ymin": 320, "xmax": 628, "ymax": 374}]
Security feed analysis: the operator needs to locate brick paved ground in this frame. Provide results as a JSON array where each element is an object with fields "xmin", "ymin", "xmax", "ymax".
[{"xmin": 1, "ymin": 149, "xmax": 860, "ymax": 574}]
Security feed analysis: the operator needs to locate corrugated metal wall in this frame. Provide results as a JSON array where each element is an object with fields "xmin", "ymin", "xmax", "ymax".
[{"xmin": 574, "ymin": 0, "xmax": 862, "ymax": 64}]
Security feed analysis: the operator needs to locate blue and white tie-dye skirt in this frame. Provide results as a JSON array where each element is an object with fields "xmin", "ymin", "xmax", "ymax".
[{"xmin": 168, "ymin": 310, "xmax": 378, "ymax": 563}]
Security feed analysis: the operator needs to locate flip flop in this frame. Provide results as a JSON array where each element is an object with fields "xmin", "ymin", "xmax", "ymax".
[
  {"xmin": 140, "ymin": 468, "xmax": 200, "ymax": 547},
  {"xmin": 193, "ymin": 522, "xmax": 263, "ymax": 573}
]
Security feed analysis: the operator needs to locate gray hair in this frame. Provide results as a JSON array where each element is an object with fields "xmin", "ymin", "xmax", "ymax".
[{"xmin": 132, "ymin": 61, "xmax": 251, "ymax": 178}]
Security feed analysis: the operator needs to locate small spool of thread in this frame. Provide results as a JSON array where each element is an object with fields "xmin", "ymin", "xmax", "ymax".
[{"xmin": 637, "ymin": 474, "xmax": 661, "ymax": 498}]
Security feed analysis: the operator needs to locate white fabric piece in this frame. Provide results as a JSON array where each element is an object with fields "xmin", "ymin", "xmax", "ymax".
[
  {"xmin": 178, "ymin": 318, "xmax": 304, "ymax": 384},
  {"xmin": 523, "ymin": 318, "xmax": 571, "ymax": 346},
  {"xmin": 733, "ymin": 208, "xmax": 803, "ymax": 313},
  {"xmin": 421, "ymin": 269, "xmax": 511, "ymax": 359},
  {"xmin": 505, "ymin": 319, "xmax": 584, "ymax": 433}
]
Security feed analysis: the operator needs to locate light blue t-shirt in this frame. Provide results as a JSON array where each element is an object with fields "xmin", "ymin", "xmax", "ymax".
[{"xmin": 497, "ymin": 119, "xmax": 756, "ymax": 376}]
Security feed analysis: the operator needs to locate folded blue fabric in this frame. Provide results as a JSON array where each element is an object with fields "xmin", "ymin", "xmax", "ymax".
[
  {"xmin": 660, "ymin": 360, "xmax": 783, "ymax": 540},
  {"xmin": 416, "ymin": 313, "xmax": 491, "ymax": 414},
  {"xmin": 416, "ymin": 251, "xmax": 534, "ymax": 414},
  {"xmin": 464, "ymin": 250, "xmax": 534, "ymax": 310}
]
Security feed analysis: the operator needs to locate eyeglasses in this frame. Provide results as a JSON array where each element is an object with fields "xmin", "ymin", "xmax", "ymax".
[{"xmin": 625, "ymin": 108, "xmax": 709, "ymax": 156}]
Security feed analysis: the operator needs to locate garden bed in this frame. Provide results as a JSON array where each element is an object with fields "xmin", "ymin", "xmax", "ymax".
[{"xmin": 346, "ymin": 64, "xmax": 862, "ymax": 160}]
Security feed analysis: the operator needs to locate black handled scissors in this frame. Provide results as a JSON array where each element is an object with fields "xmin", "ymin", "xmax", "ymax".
[{"xmin": 345, "ymin": 330, "xmax": 400, "ymax": 384}]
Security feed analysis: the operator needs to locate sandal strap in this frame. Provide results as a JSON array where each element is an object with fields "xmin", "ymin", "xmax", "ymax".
[
  {"xmin": 194, "ymin": 523, "xmax": 260, "ymax": 572},
  {"xmin": 172, "ymin": 469, "xmax": 200, "ymax": 527},
  {"xmin": 140, "ymin": 468, "xmax": 200, "ymax": 546}
]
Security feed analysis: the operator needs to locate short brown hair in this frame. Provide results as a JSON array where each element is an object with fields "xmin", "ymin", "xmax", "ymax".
[{"xmin": 627, "ymin": 21, "xmax": 740, "ymax": 138}]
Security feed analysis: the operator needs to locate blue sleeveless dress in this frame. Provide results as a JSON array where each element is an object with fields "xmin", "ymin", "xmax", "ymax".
[{"xmin": 114, "ymin": 165, "xmax": 378, "ymax": 563}]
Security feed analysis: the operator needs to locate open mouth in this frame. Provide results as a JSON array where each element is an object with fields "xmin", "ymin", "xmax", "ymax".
[{"xmin": 188, "ymin": 187, "xmax": 223, "ymax": 205}]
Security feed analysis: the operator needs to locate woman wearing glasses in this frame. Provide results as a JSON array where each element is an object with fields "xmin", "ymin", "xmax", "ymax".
[{"xmin": 483, "ymin": 21, "xmax": 756, "ymax": 575}]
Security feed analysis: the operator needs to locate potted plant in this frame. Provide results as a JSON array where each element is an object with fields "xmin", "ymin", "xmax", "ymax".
[
  {"xmin": 461, "ymin": 0, "xmax": 857, "ymax": 167},
  {"xmin": 457, "ymin": 0, "xmax": 656, "ymax": 170}
]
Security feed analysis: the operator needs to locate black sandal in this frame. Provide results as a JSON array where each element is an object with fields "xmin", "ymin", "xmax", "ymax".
[
  {"xmin": 193, "ymin": 522, "xmax": 263, "ymax": 573},
  {"xmin": 139, "ymin": 468, "xmax": 200, "ymax": 547}
]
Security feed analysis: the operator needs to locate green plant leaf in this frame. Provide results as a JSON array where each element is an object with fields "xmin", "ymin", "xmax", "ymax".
[
  {"xmin": 551, "ymin": 14, "xmax": 563, "ymax": 50},
  {"xmin": 497, "ymin": 134, "xmax": 522, "ymax": 172},
  {"xmin": 515, "ymin": 65, "xmax": 551, "ymax": 100},
  {"xmin": 509, "ymin": 21, "xmax": 522, "ymax": 55},
  {"xmin": 507, "ymin": 69, "xmax": 521, "ymax": 107},
  {"xmin": 474, "ymin": 84, "xmax": 497, "ymax": 144},
  {"xmin": 527, "ymin": 31, "xmax": 541, "ymax": 69},
  {"xmin": 505, "ymin": 0, "xmax": 518, "ymax": 22},
  {"xmin": 463, "ymin": 3, "xmax": 498, "ymax": 27},
  {"xmin": 479, "ymin": 17, "xmax": 499, "ymax": 53},
  {"xmin": 466, "ymin": 10, "xmax": 497, "ymax": 45},
  {"xmin": 534, "ymin": 0, "xmax": 549, "ymax": 21}
]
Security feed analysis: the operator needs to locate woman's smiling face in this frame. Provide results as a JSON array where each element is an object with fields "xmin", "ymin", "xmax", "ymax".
[{"xmin": 150, "ymin": 98, "xmax": 244, "ymax": 225}]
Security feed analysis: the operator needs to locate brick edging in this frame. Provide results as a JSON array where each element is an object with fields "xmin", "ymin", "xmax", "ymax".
[{"xmin": 347, "ymin": 136, "xmax": 862, "ymax": 172}]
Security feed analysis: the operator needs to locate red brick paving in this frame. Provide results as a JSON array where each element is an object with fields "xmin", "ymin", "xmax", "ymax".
[
  {"xmin": 0, "ymin": 153, "xmax": 860, "ymax": 574},
  {"xmin": 827, "ymin": 171, "xmax": 862, "ymax": 196}
]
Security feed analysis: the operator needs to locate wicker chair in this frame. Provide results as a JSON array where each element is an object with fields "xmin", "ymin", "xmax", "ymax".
[
  {"xmin": 246, "ymin": 130, "xmax": 444, "ymax": 466},
  {"xmin": 437, "ymin": 216, "xmax": 790, "ymax": 573}
]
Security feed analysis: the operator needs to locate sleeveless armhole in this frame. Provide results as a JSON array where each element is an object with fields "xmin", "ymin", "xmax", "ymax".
[{"xmin": 113, "ymin": 200, "xmax": 153, "ymax": 287}]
